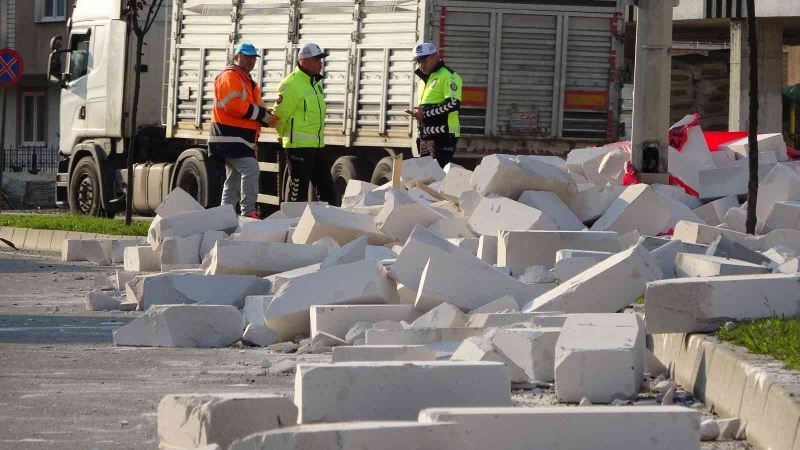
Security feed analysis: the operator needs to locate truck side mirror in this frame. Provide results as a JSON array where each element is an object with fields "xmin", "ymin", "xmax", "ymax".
[
  {"xmin": 48, "ymin": 49, "xmax": 67, "ymax": 86},
  {"xmin": 50, "ymin": 35, "xmax": 63, "ymax": 51}
]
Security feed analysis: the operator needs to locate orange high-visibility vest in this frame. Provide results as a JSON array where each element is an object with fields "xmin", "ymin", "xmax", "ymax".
[{"xmin": 209, "ymin": 65, "xmax": 269, "ymax": 158}]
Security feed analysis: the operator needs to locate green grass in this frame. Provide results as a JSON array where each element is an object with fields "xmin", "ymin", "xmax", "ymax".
[
  {"xmin": 717, "ymin": 317, "xmax": 800, "ymax": 372},
  {"xmin": 0, "ymin": 214, "xmax": 149, "ymax": 236}
]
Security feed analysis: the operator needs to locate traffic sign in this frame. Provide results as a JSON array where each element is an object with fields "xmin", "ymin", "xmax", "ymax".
[{"xmin": 0, "ymin": 48, "xmax": 23, "ymax": 87}]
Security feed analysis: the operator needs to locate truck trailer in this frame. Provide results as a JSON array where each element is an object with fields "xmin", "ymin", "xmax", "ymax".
[{"xmin": 49, "ymin": 0, "xmax": 625, "ymax": 216}]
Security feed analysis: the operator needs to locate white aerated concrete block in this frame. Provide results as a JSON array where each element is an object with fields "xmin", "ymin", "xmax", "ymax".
[
  {"xmin": 280, "ymin": 201, "xmax": 328, "ymax": 219},
  {"xmin": 128, "ymin": 273, "xmax": 268, "ymax": 310},
  {"xmin": 760, "ymin": 201, "xmax": 800, "ymax": 234},
  {"xmin": 332, "ymin": 345, "xmax": 437, "ymax": 363},
  {"xmin": 204, "ymin": 240, "xmax": 327, "ymax": 276},
  {"xmin": 159, "ymin": 234, "xmax": 202, "ymax": 266},
  {"xmin": 415, "ymin": 256, "xmax": 554, "ymax": 312},
  {"xmin": 310, "ymin": 304, "xmax": 418, "ymax": 339},
  {"xmin": 124, "ymin": 246, "xmax": 161, "ymax": 272},
  {"xmin": 527, "ymin": 244, "xmax": 662, "ymax": 313},
  {"xmin": 266, "ymin": 259, "xmax": 397, "ymax": 341},
  {"xmin": 419, "ymin": 406, "xmax": 701, "ymax": 450},
  {"xmin": 86, "ymin": 290, "xmax": 122, "ymax": 311},
  {"xmin": 447, "ymin": 237, "xmax": 479, "ymax": 255},
  {"xmin": 518, "ymin": 190, "xmax": 585, "ymax": 231},
  {"xmin": 692, "ymin": 195, "xmax": 740, "ymax": 227},
  {"xmin": 477, "ymin": 235, "xmax": 498, "ymax": 265},
  {"xmin": 756, "ymin": 164, "xmax": 800, "ymax": 224},
  {"xmin": 401, "ymin": 156, "xmax": 446, "ymax": 184},
  {"xmin": 466, "ymin": 312, "xmax": 568, "ymax": 329},
  {"xmin": 569, "ymin": 185, "xmax": 623, "ymax": 223},
  {"xmin": 467, "ymin": 197, "xmax": 557, "ymax": 237},
  {"xmin": 238, "ymin": 218, "xmax": 297, "ymax": 243},
  {"xmin": 427, "ymin": 217, "xmax": 475, "ymax": 239},
  {"xmin": 555, "ymin": 313, "xmax": 645, "ymax": 403},
  {"xmin": 498, "ymin": 230, "xmax": 621, "ymax": 275},
  {"xmin": 492, "ymin": 327, "xmax": 561, "ymax": 383},
  {"xmin": 674, "ymin": 253, "xmax": 770, "ymax": 277},
  {"xmin": 458, "ymin": 189, "xmax": 482, "ymax": 217},
  {"xmin": 319, "ymin": 235, "xmax": 366, "ymax": 270},
  {"xmin": 720, "ymin": 133, "xmax": 788, "ymax": 162},
  {"xmin": 439, "ymin": 165, "xmax": 474, "ymax": 197},
  {"xmin": 294, "ymin": 361, "xmax": 511, "ymax": 423},
  {"xmin": 149, "ymin": 204, "xmax": 239, "ymax": 248},
  {"xmin": 566, "ymin": 145, "xmax": 614, "ymax": 176},
  {"xmin": 469, "ymin": 295, "xmax": 519, "ymax": 314},
  {"xmin": 158, "ymin": 394, "xmax": 297, "ymax": 450},
  {"xmin": 292, "ymin": 204, "xmax": 388, "ymax": 245},
  {"xmin": 365, "ymin": 328, "xmax": 483, "ymax": 345},
  {"xmin": 410, "ymin": 302, "xmax": 467, "ymax": 328},
  {"xmin": 590, "ymin": 184, "xmax": 672, "ymax": 236},
  {"xmin": 266, "ymin": 264, "xmax": 320, "ymax": 294},
  {"xmin": 650, "ymin": 239, "xmax": 708, "ymax": 278},
  {"xmin": 722, "ymin": 206, "xmax": 747, "ymax": 233},
  {"xmin": 553, "ymin": 250, "xmax": 612, "ymax": 282},
  {"xmin": 375, "ymin": 190, "xmax": 443, "ymax": 242},
  {"xmin": 229, "ymin": 421, "xmax": 463, "ymax": 450},
  {"xmin": 645, "ymin": 273, "xmax": 800, "ymax": 333},
  {"xmin": 652, "ymin": 184, "xmax": 703, "ymax": 210},
  {"xmin": 156, "ymin": 187, "xmax": 204, "ymax": 217},
  {"xmin": 471, "ymin": 154, "xmax": 577, "ymax": 203},
  {"xmin": 113, "ymin": 305, "xmax": 242, "ymax": 347},
  {"xmin": 199, "ymin": 230, "xmax": 228, "ymax": 259}
]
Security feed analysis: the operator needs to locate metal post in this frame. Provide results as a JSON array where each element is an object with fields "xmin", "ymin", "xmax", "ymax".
[
  {"xmin": 0, "ymin": 86, "xmax": 6, "ymax": 208},
  {"xmin": 630, "ymin": 0, "xmax": 674, "ymax": 174}
]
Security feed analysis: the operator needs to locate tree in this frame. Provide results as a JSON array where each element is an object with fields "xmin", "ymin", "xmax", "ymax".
[
  {"xmin": 745, "ymin": 0, "xmax": 759, "ymax": 235},
  {"xmin": 124, "ymin": 0, "xmax": 166, "ymax": 225}
]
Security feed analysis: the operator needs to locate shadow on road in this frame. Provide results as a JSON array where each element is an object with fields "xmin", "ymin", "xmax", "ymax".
[
  {"xmin": 0, "ymin": 253, "xmax": 114, "ymax": 274},
  {"xmin": 0, "ymin": 314, "xmax": 134, "ymax": 344}
]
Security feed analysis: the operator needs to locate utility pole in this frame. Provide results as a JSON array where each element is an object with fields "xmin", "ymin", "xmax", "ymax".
[{"xmin": 745, "ymin": 0, "xmax": 759, "ymax": 234}]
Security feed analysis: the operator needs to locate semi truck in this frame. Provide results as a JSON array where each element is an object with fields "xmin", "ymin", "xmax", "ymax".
[{"xmin": 49, "ymin": 0, "xmax": 625, "ymax": 216}]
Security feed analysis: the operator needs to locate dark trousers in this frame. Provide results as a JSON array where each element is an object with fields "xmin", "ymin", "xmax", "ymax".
[
  {"xmin": 417, "ymin": 134, "xmax": 458, "ymax": 168},
  {"xmin": 285, "ymin": 148, "xmax": 318, "ymax": 202}
]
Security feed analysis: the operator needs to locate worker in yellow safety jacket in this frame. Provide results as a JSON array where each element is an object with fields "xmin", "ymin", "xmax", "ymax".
[
  {"xmin": 272, "ymin": 43, "xmax": 328, "ymax": 202},
  {"xmin": 410, "ymin": 42, "xmax": 462, "ymax": 168},
  {"xmin": 209, "ymin": 43, "xmax": 278, "ymax": 218}
]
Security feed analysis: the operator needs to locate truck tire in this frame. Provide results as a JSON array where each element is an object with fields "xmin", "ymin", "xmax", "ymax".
[
  {"xmin": 370, "ymin": 156, "xmax": 394, "ymax": 186},
  {"xmin": 175, "ymin": 156, "xmax": 220, "ymax": 208},
  {"xmin": 330, "ymin": 155, "xmax": 366, "ymax": 205},
  {"xmin": 68, "ymin": 157, "xmax": 104, "ymax": 216}
]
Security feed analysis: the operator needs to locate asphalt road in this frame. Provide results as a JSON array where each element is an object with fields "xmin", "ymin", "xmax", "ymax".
[{"xmin": 0, "ymin": 249, "xmax": 753, "ymax": 450}]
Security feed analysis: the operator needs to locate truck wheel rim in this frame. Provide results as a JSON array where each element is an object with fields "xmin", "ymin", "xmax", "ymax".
[{"xmin": 77, "ymin": 175, "xmax": 94, "ymax": 214}]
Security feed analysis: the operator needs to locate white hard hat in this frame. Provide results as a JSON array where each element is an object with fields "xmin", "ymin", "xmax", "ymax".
[
  {"xmin": 298, "ymin": 43, "xmax": 329, "ymax": 60},
  {"xmin": 411, "ymin": 42, "xmax": 437, "ymax": 61}
]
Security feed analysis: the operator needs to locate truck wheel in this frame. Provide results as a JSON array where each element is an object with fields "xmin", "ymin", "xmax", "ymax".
[
  {"xmin": 175, "ymin": 156, "xmax": 218, "ymax": 208},
  {"xmin": 68, "ymin": 157, "xmax": 103, "ymax": 216},
  {"xmin": 330, "ymin": 155, "xmax": 366, "ymax": 205},
  {"xmin": 370, "ymin": 156, "xmax": 394, "ymax": 186}
]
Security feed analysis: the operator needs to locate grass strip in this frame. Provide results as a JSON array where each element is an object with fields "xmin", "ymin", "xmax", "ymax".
[
  {"xmin": 0, "ymin": 214, "xmax": 149, "ymax": 237},
  {"xmin": 717, "ymin": 317, "xmax": 800, "ymax": 372}
]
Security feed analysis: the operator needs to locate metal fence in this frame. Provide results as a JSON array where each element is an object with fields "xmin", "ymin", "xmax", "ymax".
[{"xmin": 2, "ymin": 145, "xmax": 60, "ymax": 174}]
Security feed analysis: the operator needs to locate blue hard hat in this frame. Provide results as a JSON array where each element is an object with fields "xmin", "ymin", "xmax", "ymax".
[{"xmin": 235, "ymin": 43, "xmax": 260, "ymax": 57}]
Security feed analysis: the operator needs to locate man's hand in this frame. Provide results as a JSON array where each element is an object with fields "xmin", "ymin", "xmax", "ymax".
[
  {"xmin": 410, "ymin": 107, "xmax": 423, "ymax": 121},
  {"xmin": 262, "ymin": 111, "xmax": 280, "ymax": 128}
]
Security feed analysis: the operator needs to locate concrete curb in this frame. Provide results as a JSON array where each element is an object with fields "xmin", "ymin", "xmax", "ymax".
[
  {"xmin": 653, "ymin": 333, "xmax": 800, "ymax": 450},
  {"xmin": 0, "ymin": 226, "xmax": 142, "ymax": 253}
]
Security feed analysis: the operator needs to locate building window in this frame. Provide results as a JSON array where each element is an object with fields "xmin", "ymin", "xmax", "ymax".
[
  {"xmin": 21, "ymin": 92, "xmax": 47, "ymax": 146},
  {"xmin": 37, "ymin": 0, "xmax": 67, "ymax": 22}
]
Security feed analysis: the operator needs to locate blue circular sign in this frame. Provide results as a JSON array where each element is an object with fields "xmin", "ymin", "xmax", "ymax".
[{"xmin": 0, "ymin": 48, "xmax": 23, "ymax": 86}]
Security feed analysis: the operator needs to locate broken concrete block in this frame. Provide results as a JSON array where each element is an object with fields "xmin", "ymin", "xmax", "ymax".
[
  {"xmin": 110, "ymin": 239, "xmax": 144, "ymax": 264},
  {"xmin": 238, "ymin": 218, "xmax": 296, "ymax": 243},
  {"xmin": 410, "ymin": 302, "xmax": 467, "ymax": 328},
  {"xmin": 498, "ymin": 230, "xmax": 622, "ymax": 275},
  {"xmin": 447, "ymin": 237, "xmax": 479, "ymax": 255},
  {"xmin": 155, "ymin": 187, "xmax": 204, "ymax": 218},
  {"xmin": 465, "ymin": 312, "xmax": 567, "ymax": 329},
  {"xmin": 471, "ymin": 154, "xmax": 577, "ymax": 203},
  {"xmin": 477, "ymin": 235, "xmax": 498, "ymax": 265},
  {"xmin": 652, "ymin": 184, "xmax": 703, "ymax": 210},
  {"xmin": 343, "ymin": 179, "xmax": 380, "ymax": 200},
  {"xmin": 469, "ymin": 295, "xmax": 519, "ymax": 315},
  {"xmin": 722, "ymin": 206, "xmax": 747, "ymax": 233},
  {"xmin": 116, "ymin": 270, "xmax": 136, "ymax": 290},
  {"xmin": 366, "ymin": 245, "xmax": 397, "ymax": 261},
  {"xmin": 415, "ymin": 256, "xmax": 554, "ymax": 313},
  {"xmin": 706, "ymin": 234, "xmax": 772, "ymax": 266},
  {"xmin": 113, "ymin": 305, "xmax": 242, "ymax": 347},
  {"xmin": 332, "ymin": 345, "xmax": 437, "ymax": 363},
  {"xmin": 204, "ymin": 240, "xmax": 327, "ymax": 277},
  {"xmin": 439, "ymin": 165, "xmax": 474, "ymax": 198},
  {"xmin": 645, "ymin": 273, "xmax": 800, "ymax": 333},
  {"xmin": 311, "ymin": 236, "xmax": 340, "ymax": 252},
  {"xmin": 319, "ymin": 235, "xmax": 366, "ymax": 270},
  {"xmin": 553, "ymin": 250, "xmax": 612, "ymax": 282},
  {"xmin": 159, "ymin": 234, "xmax": 202, "ymax": 266},
  {"xmin": 568, "ymin": 185, "xmax": 624, "ymax": 223},
  {"xmin": 450, "ymin": 334, "xmax": 514, "ymax": 378},
  {"xmin": 582, "ymin": 146, "xmax": 628, "ymax": 187},
  {"xmin": 266, "ymin": 259, "xmax": 397, "ymax": 341},
  {"xmin": 756, "ymin": 164, "xmax": 800, "ymax": 224},
  {"xmin": 401, "ymin": 156, "xmax": 446, "ymax": 184},
  {"xmin": 518, "ymin": 190, "xmax": 585, "ymax": 231},
  {"xmin": 650, "ymin": 239, "xmax": 709, "ymax": 278},
  {"xmin": 427, "ymin": 217, "xmax": 475, "ymax": 239},
  {"xmin": 527, "ymin": 244, "xmax": 662, "ymax": 313},
  {"xmin": 555, "ymin": 313, "xmax": 645, "ymax": 403},
  {"xmin": 418, "ymin": 406, "xmax": 701, "ymax": 450},
  {"xmin": 280, "ymin": 201, "xmax": 328, "ymax": 219},
  {"xmin": 395, "ymin": 283, "xmax": 417, "ymax": 305},
  {"xmin": 310, "ymin": 304, "xmax": 418, "ymax": 339},
  {"xmin": 128, "ymin": 273, "xmax": 268, "ymax": 310},
  {"xmin": 566, "ymin": 145, "xmax": 614, "ymax": 176},
  {"xmin": 590, "ymin": 184, "xmax": 672, "ymax": 236},
  {"xmin": 693, "ymin": 196, "xmax": 740, "ymax": 227},
  {"xmin": 242, "ymin": 323, "xmax": 278, "ymax": 347},
  {"xmin": 675, "ymin": 253, "xmax": 770, "ymax": 277},
  {"xmin": 149, "ymin": 204, "xmax": 239, "ymax": 248},
  {"xmin": 759, "ymin": 201, "xmax": 800, "ymax": 234},
  {"xmin": 292, "ymin": 204, "xmax": 387, "ymax": 246},
  {"xmin": 158, "ymin": 393, "xmax": 296, "ymax": 450},
  {"xmin": 61, "ymin": 239, "xmax": 86, "ymax": 262},
  {"xmin": 660, "ymin": 194, "xmax": 707, "ymax": 231},
  {"xmin": 458, "ymin": 189, "xmax": 482, "ymax": 217},
  {"xmin": 672, "ymin": 220, "xmax": 754, "ymax": 247},
  {"xmin": 374, "ymin": 189, "xmax": 443, "ymax": 243},
  {"xmin": 199, "ymin": 230, "xmax": 228, "ymax": 259},
  {"xmin": 123, "ymin": 246, "xmax": 160, "ymax": 272},
  {"xmin": 720, "ymin": 133, "xmax": 788, "ymax": 162},
  {"xmin": 266, "ymin": 263, "xmax": 320, "ymax": 294},
  {"xmin": 467, "ymin": 197, "xmax": 557, "ymax": 237},
  {"xmin": 229, "ymin": 421, "xmax": 463, "ymax": 450},
  {"xmin": 294, "ymin": 361, "xmax": 511, "ymax": 423},
  {"xmin": 365, "ymin": 328, "xmax": 483, "ymax": 345},
  {"xmin": 518, "ymin": 265, "xmax": 556, "ymax": 284},
  {"xmin": 86, "ymin": 290, "xmax": 123, "ymax": 311},
  {"xmin": 492, "ymin": 327, "xmax": 562, "ymax": 383}
]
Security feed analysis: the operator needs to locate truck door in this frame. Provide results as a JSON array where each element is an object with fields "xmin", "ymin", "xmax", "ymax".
[
  {"xmin": 59, "ymin": 28, "xmax": 91, "ymax": 152},
  {"xmin": 84, "ymin": 24, "xmax": 107, "ymax": 136}
]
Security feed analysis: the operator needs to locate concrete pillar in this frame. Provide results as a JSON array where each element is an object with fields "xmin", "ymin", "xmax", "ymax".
[
  {"xmin": 631, "ymin": 0, "xmax": 673, "ymax": 174},
  {"xmin": 789, "ymin": 46, "xmax": 800, "ymax": 86},
  {"xmin": 729, "ymin": 18, "xmax": 784, "ymax": 133}
]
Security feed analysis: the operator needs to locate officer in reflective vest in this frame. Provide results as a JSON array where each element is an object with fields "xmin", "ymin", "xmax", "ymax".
[
  {"xmin": 272, "ymin": 43, "xmax": 328, "ymax": 202},
  {"xmin": 410, "ymin": 42, "xmax": 462, "ymax": 168},
  {"xmin": 210, "ymin": 43, "xmax": 278, "ymax": 218}
]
